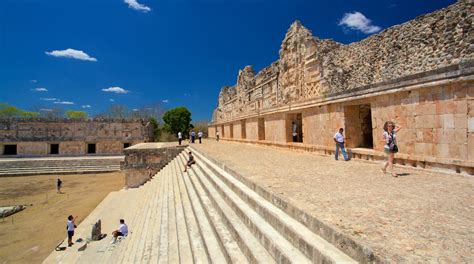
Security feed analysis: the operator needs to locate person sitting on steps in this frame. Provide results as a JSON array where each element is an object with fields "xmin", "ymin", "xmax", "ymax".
[
  {"xmin": 184, "ymin": 151, "xmax": 196, "ymax": 172},
  {"xmin": 111, "ymin": 219, "xmax": 128, "ymax": 244}
]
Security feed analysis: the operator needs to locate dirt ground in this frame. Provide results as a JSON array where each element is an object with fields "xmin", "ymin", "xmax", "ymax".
[{"xmin": 0, "ymin": 172, "xmax": 124, "ymax": 264}]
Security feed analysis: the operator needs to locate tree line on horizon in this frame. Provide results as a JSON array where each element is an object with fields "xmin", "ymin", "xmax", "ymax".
[{"xmin": 0, "ymin": 103, "xmax": 208, "ymax": 142}]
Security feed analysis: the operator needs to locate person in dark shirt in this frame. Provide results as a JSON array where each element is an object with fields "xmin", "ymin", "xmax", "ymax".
[
  {"xmin": 57, "ymin": 178, "xmax": 62, "ymax": 194},
  {"xmin": 183, "ymin": 152, "xmax": 196, "ymax": 172}
]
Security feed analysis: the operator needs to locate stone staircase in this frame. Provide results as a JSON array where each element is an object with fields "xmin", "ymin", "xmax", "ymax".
[
  {"xmin": 43, "ymin": 148, "xmax": 357, "ymax": 263},
  {"xmin": 0, "ymin": 157, "xmax": 122, "ymax": 176}
]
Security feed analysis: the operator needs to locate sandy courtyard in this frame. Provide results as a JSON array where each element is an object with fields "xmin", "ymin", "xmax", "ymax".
[{"xmin": 0, "ymin": 172, "xmax": 124, "ymax": 264}]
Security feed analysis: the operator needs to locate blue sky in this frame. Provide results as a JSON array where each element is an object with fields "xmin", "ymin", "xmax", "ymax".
[{"xmin": 0, "ymin": 0, "xmax": 456, "ymax": 121}]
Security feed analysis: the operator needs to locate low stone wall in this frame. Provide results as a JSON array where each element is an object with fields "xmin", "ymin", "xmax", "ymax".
[
  {"xmin": 0, "ymin": 156, "xmax": 124, "ymax": 169},
  {"xmin": 122, "ymin": 143, "xmax": 186, "ymax": 188}
]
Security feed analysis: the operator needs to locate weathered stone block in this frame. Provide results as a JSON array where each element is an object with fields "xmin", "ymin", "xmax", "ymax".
[
  {"xmin": 435, "ymin": 143, "xmax": 450, "ymax": 159},
  {"xmin": 468, "ymin": 133, "xmax": 474, "ymax": 161},
  {"xmin": 415, "ymin": 143, "xmax": 433, "ymax": 156},
  {"xmin": 442, "ymin": 114, "xmax": 455, "ymax": 129},
  {"xmin": 464, "ymin": 116, "xmax": 474, "ymax": 133}
]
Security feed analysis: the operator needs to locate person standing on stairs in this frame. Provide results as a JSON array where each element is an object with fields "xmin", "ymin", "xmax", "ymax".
[
  {"xmin": 191, "ymin": 130, "xmax": 196, "ymax": 143},
  {"xmin": 184, "ymin": 151, "xmax": 196, "ymax": 172},
  {"xmin": 198, "ymin": 130, "xmax": 203, "ymax": 144},
  {"xmin": 67, "ymin": 215, "xmax": 77, "ymax": 247},
  {"xmin": 178, "ymin": 131, "xmax": 182, "ymax": 145}
]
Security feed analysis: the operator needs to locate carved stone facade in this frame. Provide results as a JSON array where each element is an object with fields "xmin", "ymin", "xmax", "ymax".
[
  {"xmin": 0, "ymin": 119, "xmax": 153, "ymax": 156},
  {"xmin": 210, "ymin": 0, "xmax": 474, "ymax": 174}
]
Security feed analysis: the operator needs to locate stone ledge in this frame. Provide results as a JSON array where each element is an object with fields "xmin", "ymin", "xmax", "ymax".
[
  {"xmin": 122, "ymin": 142, "xmax": 186, "ymax": 188},
  {"xmin": 212, "ymin": 138, "xmax": 474, "ymax": 175}
]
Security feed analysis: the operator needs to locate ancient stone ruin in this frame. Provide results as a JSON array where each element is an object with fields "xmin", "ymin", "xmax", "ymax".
[
  {"xmin": 0, "ymin": 118, "xmax": 153, "ymax": 156},
  {"xmin": 209, "ymin": 0, "xmax": 473, "ymax": 174}
]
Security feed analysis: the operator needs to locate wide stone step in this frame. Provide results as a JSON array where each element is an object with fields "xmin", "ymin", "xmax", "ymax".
[
  {"xmin": 173, "ymin": 156, "xmax": 211, "ymax": 264},
  {"xmin": 191, "ymin": 148, "xmax": 357, "ymax": 264}
]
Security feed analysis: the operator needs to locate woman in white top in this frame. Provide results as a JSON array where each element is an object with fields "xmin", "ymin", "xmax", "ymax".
[{"xmin": 381, "ymin": 121, "xmax": 402, "ymax": 177}]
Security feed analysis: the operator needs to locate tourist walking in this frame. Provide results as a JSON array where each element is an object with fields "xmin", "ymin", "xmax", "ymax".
[
  {"xmin": 67, "ymin": 215, "xmax": 77, "ymax": 247},
  {"xmin": 334, "ymin": 128, "xmax": 349, "ymax": 161},
  {"xmin": 216, "ymin": 131, "xmax": 220, "ymax": 142},
  {"xmin": 57, "ymin": 178, "xmax": 62, "ymax": 194},
  {"xmin": 111, "ymin": 219, "xmax": 128, "ymax": 244},
  {"xmin": 292, "ymin": 122, "xmax": 298, "ymax": 142},
  {"xmin": 183, "ymin": 151, "xmax": 196, "ymax": 172},
  {"xmin": 191, "ymin": 131, "xmax": 196, "ymax": 143},
  {"xmin": 178, "ymin": 131, "xmax": 182, "ymax": 145},
  {"xmin": 198, "ymin": 130, "xmax": 203, "ymax": 144},
  {"xmin": 381, "ymin": 121, "xmax": 402, "ymax": 177}
]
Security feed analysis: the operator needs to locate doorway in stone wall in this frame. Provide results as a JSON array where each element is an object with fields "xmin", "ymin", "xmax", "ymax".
[
  {"xmin": 286, "ymin": 113, "xmax": 303, "ymax": 143},
  {"xmin": 229, "ymin": 123, "xmax": 234, "ymax": 138},
  {"xmin": 221, "ymin": 125, "xmax": 225, "ymax": 138},
  {"xmin": 344, "ymin": 104, "xmax": 373, "ymax": 148},
  {"xmin": 258, "ymin": 118, "xmax": 265, "ymax": 140},
  {"xmin": 241, "ymin": 120, "xmax": 246, "ymax": 139}
]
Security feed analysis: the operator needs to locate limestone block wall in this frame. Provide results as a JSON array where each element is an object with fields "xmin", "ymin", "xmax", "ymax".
[
  {"xmin": 233, "ymin": 121, "xmax": 242, "ymax": 139},
  {"xmin": 17, "ymin": 142, "xmax": 48, "ymax": 156},
  {"xmin": 302, "ymin": 105, "xmax": 345, "ymax": 147},
  {"xmin": 212, "ymin": 1, "xmax": 472, "ymax": 124},
  {"xmin": 264, "ymin": 113, "xmax": 287, "ymax": 143},
  {"xmin": 224, "ymin": 124, "xmax": 233, "ymax": 139},
  {"xmin": 60, "ymin": 142, "xmax": 86, "ymax": 155},
  {"xmin": 123, "ymin": 143, "xmax": 186, "ymax": 188},
  {"xmin": 245, "ymin": 118, "xmax": 259, "ymax": 141},
  {"xmin": 97, "ymin": 141, "xmax": 126, "ymax": 155},
  {"xmin": 370, "ymin": 81, "xmax": 472, "ymax": 162},
  {"xmin": 0, "ymin": 118, "xmax": 152, "ymax": 156},
  {"xmin": 208, "ymin": 126, "xmax": 216, "ymax": 138}
]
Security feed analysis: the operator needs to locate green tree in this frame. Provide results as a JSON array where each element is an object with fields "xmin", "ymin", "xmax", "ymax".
[
  {"xmin": 149, "ymin": 118, "xmax": 161, "ymax": 142},
  {"xmin": 0, "ymin": 103, "xmax": 39, "ymax": 118},
  {"xmin": 20, "ymin": 111, "xmax": 40, "ymax": 118},
  {"xmin": 65, "ymin": 110, "xmax": 87, "ymax": 119},
  {"xmin": 162, "ymin": 107, "xmax": 192, "ymax": 137},
  {"xmin": 0, "ymin": 103, "xmax": 22, "ymax": 118}
]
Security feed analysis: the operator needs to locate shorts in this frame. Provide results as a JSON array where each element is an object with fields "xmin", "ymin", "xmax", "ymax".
[
  {"xmin": 117, "ymin": 232, "xmax": 124, "ymax": 237},
  {"xmin": 68, "ymin": 231, "xmax": 74, "ymax": 239},
  {"xmin": 384, "ymin": 148, "xmax": 398, "ymax": 154}
]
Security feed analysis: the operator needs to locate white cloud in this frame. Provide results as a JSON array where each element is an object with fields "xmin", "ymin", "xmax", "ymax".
[
  {"xmin": 109, "ymin": 99, "xmax": 115, "ymax": 102},
  {"xmin": 133, "ymin": 109, "xmax": 139, "ymax": 111},
  {"xmin": 32, "ymin": 87, "xmax": 48, "ymax": 92},
  {"xmin": 162, "ymin": 99, "xmax": 169, "ymax": 103},
  {"xmin": 45, "ymin": 48, "xmax": 97, "ymax": 62},
  {"xmin": 102, "ymin": 87, "xmax": 130, "ymax": 94},
  {"xmin": 40, "ymin": 108, "xmax": 53, "ymax": 112},
  {"xmin": 339, "ymin": 12, "xmax": 382, "ymax": 34},
  {"xmin": 124, "ymin": 0, "xmax": 151, "ymax": 12},
  {"xmin": 54, "ymin": 101, "xmax": 74, "ymax": 105},
  {"xmin": 40, "ymin": 97, "xmax": 57, "ymax": 101},
  {"xmin": 81, "ymin": 105, "xmax": 91, "ymax": 108}
]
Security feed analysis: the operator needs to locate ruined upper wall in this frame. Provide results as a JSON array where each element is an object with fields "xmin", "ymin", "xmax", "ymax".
[
  {"xmin": 320, "ymin": 0, "xmax": 473, "ymax": 94},
  {"xmin": 212, "ymin": 0, "xmax": 473, "ymax": 123},
  {"xmin": 0, "ymin": 118, "xmax": 154, "ymax": 142}
]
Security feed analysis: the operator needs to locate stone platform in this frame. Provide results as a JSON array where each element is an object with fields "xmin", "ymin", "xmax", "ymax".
[
  {"xmin": 192, "ymin": 140, "xmax": 474, "ymax": 263},
  {"xmin": 0, "ymin": 156, "xmax": 123, "ymax": 176}
]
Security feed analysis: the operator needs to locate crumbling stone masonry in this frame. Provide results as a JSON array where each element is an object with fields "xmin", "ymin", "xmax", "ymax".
[
  {"xmin": 0, "ymin": 118, "xmax": 153, "ymax": 156},
  {"xmin": 209, "ymin": 0, "xmax": 474, "ymax": 174}
]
